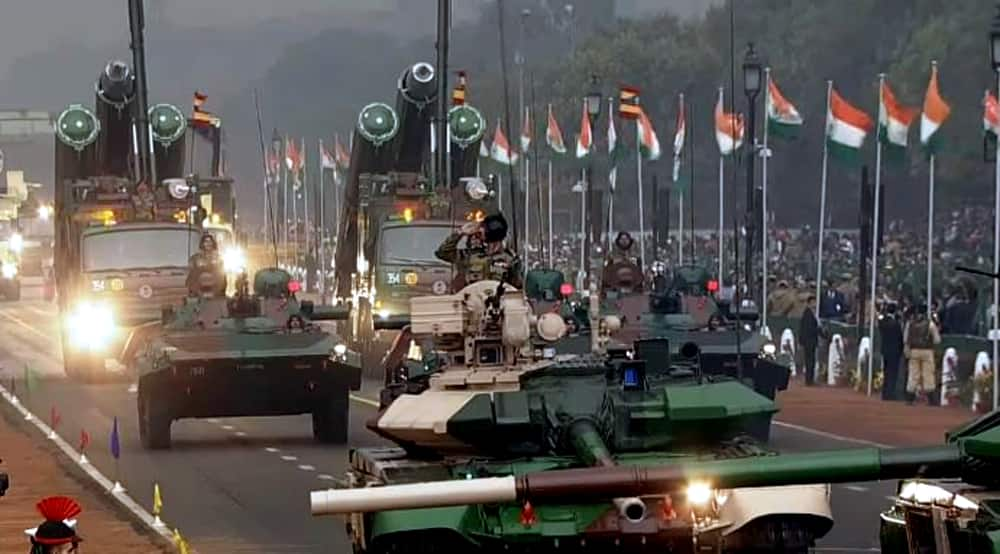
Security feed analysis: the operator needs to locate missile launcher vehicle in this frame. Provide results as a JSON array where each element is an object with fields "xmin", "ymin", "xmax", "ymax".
[
  {"xmin": 128, "ymin": 268, "xmax": 361, "ymax": 449},
  {"xmin": 311, "ymin": 280, "xmax": 835, "ymax": 553}
]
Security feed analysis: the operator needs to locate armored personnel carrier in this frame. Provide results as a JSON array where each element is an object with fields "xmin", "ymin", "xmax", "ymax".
[
  {"xmin": 128, "ymin": 268, "xmax": 361, "ymax": 449},
  {"xmin": 311, "ymin": 280, "xmax": 834, "ymax": 553}
]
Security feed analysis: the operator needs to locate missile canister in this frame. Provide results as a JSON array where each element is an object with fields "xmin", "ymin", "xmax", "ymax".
[
  {"xmin": 54, "ymin": 104, "xmax": 100, "ymax": 184},
  {"xmin": 94, "ymin": 60, "xmax": 135, "ymax": 177},
  {"xmin": 389, "ymin": 62, "xmax": 437, "ymax": 173},
  {"xmin": 148, "ymin": 103, "xmax": 187, "ymax": 181},
  {"xmin": 448, "ymin": 104, "xmax": 485, "ymax": 183}
]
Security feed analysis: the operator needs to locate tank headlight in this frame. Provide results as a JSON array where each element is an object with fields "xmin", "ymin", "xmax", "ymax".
[
  {"xmin": 762, "ymin": 343, "xmax": 776, "ymax": 356},
  {"xmin": 1, "ymin": 262, "xmax": 17, "ymax": 279},
  {"xmin": 378, "ymin": 309, "xmax": 391, "ymax": 320},
  {"xmin": 685, "ymin": 481, "xmax": 712, "ymax": 507},
  {"xmin": 333, "ymin": 343, "xmax": 347, "ymax": 356},
  {"xmin": 65, "ymin": 301, "xmax": 115, "ymax": 350},
  {"xmin": 9, "ymin": 233, "xmax": 23, "ymax": 253},
  {"xmin": 222, "ymin": 246, "xmax": 247, "ymax": 273}
]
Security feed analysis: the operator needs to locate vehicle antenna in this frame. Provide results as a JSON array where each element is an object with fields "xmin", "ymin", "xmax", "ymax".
[
  {"xmin": 253, "ymin": 89, "xmax": 279, "ymax": 267},
  {"xmin": 495, "ymin": 0, "xmax": 520, "ymax": 252}
]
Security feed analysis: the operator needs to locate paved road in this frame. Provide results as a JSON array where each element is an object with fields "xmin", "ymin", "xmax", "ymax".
[{"xmin": 0, "ymin": 281, "xmax": 887, "ymax": 553}]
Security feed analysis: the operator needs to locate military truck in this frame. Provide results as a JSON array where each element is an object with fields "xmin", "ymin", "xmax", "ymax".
[{"xmin": 334, "ymin": 63, "xmax": 490, "ymax": 374}]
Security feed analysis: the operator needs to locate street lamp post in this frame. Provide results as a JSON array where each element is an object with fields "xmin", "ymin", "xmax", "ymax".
[
  {"xmin": 584, "ymin": 75, "xmax": 602, "ymax": 289},
  {"xmin": 742, "ymin": 43, "xmax": 762, "ymax": 307},
  {"xmin": 989, "ymin": 6, "xmax": 1000, "ymax": 409}
]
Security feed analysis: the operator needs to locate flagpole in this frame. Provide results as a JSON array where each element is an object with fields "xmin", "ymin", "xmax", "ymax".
[
  {"xmin": 717, "ymin": 87, "xmax": 725, "ymax": 285},
  {"xmin": 761, "ymin": 68, "xmax": 771, "ymax": 332},
  {"xmin": 548, "ymin": 158, "xmax": 553, "ymax": 267},
  {"xmin": 816, "ymin": 81, "xmax": 832, "ymax": 338},
  {"xmin": 523, "ymin": 109, "xmax": 530, "ymax": 270},
  {"xmin": 677, "ymin": 93, "xmax": 685, "ymax": 266},
  {"xmin": 319, "ymin": 139, "xmax": 326, "ymax": 301},
  {"xmin": 302, "ymin": 138, "xmax": 311, "ymax": 286},
  {"xmin": 607, "ymin": 96, "xmax": 616, "ymax": 252},
  {"xmin": 636, "ymin": 102, "xmax": 646, "ymax": 268},
  {"xmin": 579, "ymin": 168, "xmax": 586, "ymax": 288},
  {"xmin": 283, "ymin": 140, "xmax": 289, "ymax": 266},
  {"xmin": 994, "ymin": 67, "xmax": 1000, "ymax": 410},
  {"xmin": 866, "ymin": 74, "xmax": 885, "ymax": 397},
  {"xmin": 927, "ymin": 152, "xmax": 934, "ymax": 321}
]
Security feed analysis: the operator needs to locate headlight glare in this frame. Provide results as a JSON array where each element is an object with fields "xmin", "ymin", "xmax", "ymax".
[
  {"xmin": 1, "ymin": 262, "xmax": 17, "ymax": 279},
  {"xmin": 66, "ymin": 302, "xmax": 115, "ymax": 350},
  {"xmin": 686, "ymin": 481, "xmax": 712, "ymax": 506},
  {"xmin": 222, "ymin": 247, "xmax": 247, "ymax": 274}
]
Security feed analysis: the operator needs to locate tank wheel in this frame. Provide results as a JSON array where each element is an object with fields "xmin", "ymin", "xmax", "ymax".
[
  {"xmin": 313, "ymin": 388, "xmax": 349, "ymax": 444},
  {"xmin": 137, "ymin": 386, "xmax": 172, "ymax": 450}
]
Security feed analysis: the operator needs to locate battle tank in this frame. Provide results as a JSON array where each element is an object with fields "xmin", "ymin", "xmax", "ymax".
[
  {"xmin": 126, "ymin": 268, "xmax": 361, "ymax": 449},
  {"xmin": 311, "ymin": 280, "xmax": 835, "ymax": 553}
]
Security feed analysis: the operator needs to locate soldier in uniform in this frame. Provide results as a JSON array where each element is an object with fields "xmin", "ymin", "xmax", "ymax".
[
  {"xmin": 436, "ymin": 212, "xmax": 523, "ymax": 290},
  {"xmin": 131, "ymin": 181, "xmax": 155, "ymax": 220},
  {"xmin": 186, "ymin": 233, "xmax": 226, "ymax": 296},
  {"xmin": 607, "ymin": 231, "xmax": 637, "ymax": 266}
]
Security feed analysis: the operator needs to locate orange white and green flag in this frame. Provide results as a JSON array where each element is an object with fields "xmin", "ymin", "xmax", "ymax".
[
  {"xmin": 576, "ymin": 100, "xmax": 592, "ymax": 159},
  {"xmin": 878, "ymin": 79, "xmax": 918, "ymax": 159},
  {"xmin": 490, "ymin": 120, "xmax": 518, "ymax": 165},
  {"xmin": 920, "ymin": 63, "xmax": 950, "ymax": 152},
  {"xmin": 715, "ymin": 87, "xmax": 744, "ymax": 156},
  {"xmin": 638, "ymin": 108, "xmax": 660, "ymax": 160},
  {"xmin": 984, "ymin": 90, "xmax": 1000, "ymax": 136},
  {"xmin": 826, "ymin": 86, "xmax": 874, "ymax": 162},
  {"xmin": 766, "ymin": 72, "xmax": 802, "ymax": 139},
  {"xmin": 545, "ymin": 104, "xmax": 567, "ymax": 155}
]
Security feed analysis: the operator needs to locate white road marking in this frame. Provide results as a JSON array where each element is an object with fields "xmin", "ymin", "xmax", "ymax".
[
  {"xmin": 206, "ymin": 418, "xmax": 219, "ymax": 424},
  {"xmin": 280, "ymin": 455, "xmax": 298, "ymax": 461},
  {"xmin": 843, "ymin": 485, "xmax": 869, "ymax": 492},
  {"xmin": 317, "ymin": 474, "xmax": 335, "ymax": 481},
  {"xmin": 127, "ymin": 383, "xmax": 138, "ymax": 394},
  {"xmin": 772, "ymin": 420, "xmax": 893, "ymax": 448},
  {"xmin": 221, "ymin": 424, "xmax": 235, "ymax": 431},
  {"xmin": 298, "ymin": 464, "xmax": 315, "ymax": 471},
  {"xmin": 234, "ymin": 431, "xmax": 247, "ymax": 437},
  {"xmin": 27, "ymin": 306, "xmax": 53, "ymax": 317},
  {"xmin": 265, "ymin": 447, "xmax": 280, "ymax": 453}
]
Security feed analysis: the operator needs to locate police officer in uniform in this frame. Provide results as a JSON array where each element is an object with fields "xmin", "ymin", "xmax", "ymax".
[
  {"xmin": 436, "ymin": 213, "xmax": 523, "ymax": 290},
  {"xmin": 186, "ymin": 233, "xmax": 226, "ymax": 296}
]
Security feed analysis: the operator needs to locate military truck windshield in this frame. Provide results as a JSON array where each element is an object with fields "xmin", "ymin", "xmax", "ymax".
[
  {"xmin": 380, "ymin": 225, "xmax": 452, "ymax": 265},
  {"xmin": 82, "ymin": 228, "xmax": 202, "ymax": 272}
]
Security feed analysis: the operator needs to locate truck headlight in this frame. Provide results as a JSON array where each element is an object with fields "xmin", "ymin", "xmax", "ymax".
[
  {"xmin": 222, "ymin": 247, "xmax": 247, "ymax": 274},
  {"xmin": 686, "ymin": 481, "xmax": 713, "ymax": 507},
  {"xmin": 8, "ymin": 233, "xmax": 23, "ymax": 254},
  {"xmin": 65, "ymin": 302, "xmax": 115, "ymax": 350},
  {"xmin": 1, "ymin": 262, "xmax": 17, "ymax": 279}
]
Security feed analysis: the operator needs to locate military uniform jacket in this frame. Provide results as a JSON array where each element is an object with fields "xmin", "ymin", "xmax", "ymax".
[{"xmin": 435, "ymin": 232, "xmax": 524, "ymax": 290}]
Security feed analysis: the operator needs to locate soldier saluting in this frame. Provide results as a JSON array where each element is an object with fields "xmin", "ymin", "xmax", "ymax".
[
  {"xmin": 186, "ymin": 233, "xmax": 226, "ymax": 296},
  {"xmin": 435, "ymin": 213, "xmax": 523, "ymax": 290}
]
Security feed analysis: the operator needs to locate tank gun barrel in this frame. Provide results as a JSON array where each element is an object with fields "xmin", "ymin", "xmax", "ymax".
[{"xmin": 312, "ymin": 442, "xmax": 972, "ymax": 516}]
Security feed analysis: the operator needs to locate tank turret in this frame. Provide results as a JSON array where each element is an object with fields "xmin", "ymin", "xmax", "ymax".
[
  {"xmin": 390, "ymin": 62, "xmax": 437, "ymax": 172},
  {"xmin": 148, "ymin": 103, "xmax": 187, "ymax": 180}
]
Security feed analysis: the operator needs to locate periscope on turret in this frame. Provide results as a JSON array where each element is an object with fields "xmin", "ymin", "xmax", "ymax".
[{"xmin": 309, "ymin": 279, "xmax": 835, "ymax": 554}]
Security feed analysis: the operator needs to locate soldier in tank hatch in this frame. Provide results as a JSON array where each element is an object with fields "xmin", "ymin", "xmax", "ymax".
[{"xmin": 436, "ymin": 212, "xmax": 523, "ymax": 290}]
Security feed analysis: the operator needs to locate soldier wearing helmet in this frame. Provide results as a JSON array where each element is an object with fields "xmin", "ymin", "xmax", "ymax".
[
  {"xmin": 607, "ymin": 231, "xmax": 638, "ymax": 266},
  {"xmin": 436, "ymin": 212, "xmax": 523, "ymax": 290},
  {"xmin": 186, "ymin": 233, "xmax": 226, "ymax": 296}
]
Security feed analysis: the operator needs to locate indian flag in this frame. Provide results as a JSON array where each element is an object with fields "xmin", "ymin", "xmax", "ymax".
[
  {"xmin": 673, "ymin": 93, "xmax": 685, "ymax": 182},
  {"xmin": 576, "ymin": 100, "xmax": 592, "ymax": 158},
  {"xmin": 920, "ymin": 62, "xmax": 950, "ymax": 152},
  {"xmin": 766, "ymin": 72, "xmax": 802, "ymax": 139},
  {"xmin": 715, "ymin": 87, "xmax": 744, "ymax": 156},
  {"xmin": 878, "ymin": 79, "xmax": 917, "ymax": 159},
  {"xmin": 826, "ymin": 86, "xmax": 874, "ymax": 162},
  {"xmin": 638, "ymin": 107, "xmax": 660, "ymax": 160},
  {"xmin": 984, "ymin": 90, "xmax": 1000, "ymax": 136},
  {"xmin": 520, "ymin": 106, "xmax": 532, "ymax": 152},
  {"xmin": 546, "ymin": 104, "xmax": 567, "ymax": 154},
  {"xmin": 490, "ymin": 120, "xmax": 518, "ymax": 165}
]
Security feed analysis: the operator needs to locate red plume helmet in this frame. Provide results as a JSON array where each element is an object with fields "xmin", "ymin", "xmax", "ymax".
[{"xmin": 29, "ymin": 496, "xmax": 83, "ymax": 546}]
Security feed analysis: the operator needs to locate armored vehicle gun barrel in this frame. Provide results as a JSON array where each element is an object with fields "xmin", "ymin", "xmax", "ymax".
[
  {"xmin": 567, "ymin": 419, "xmax": 647, "ymax": 523},
  {"xmin": 391, "ymin": 62, "xmax": 437, "ymax": 172}
]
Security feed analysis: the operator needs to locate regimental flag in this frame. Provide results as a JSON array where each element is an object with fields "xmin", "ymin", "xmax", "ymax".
[
  {"xmin": 453, "ymin": 71, "xmax": 467, "ymax": 105},
  {"xmin": 984, "ymin": 90, "xmax": 1000, "ymax": 136},
  {"xmin": 673, "ymin": 94, "xmax": 686, "ymax": 182},
  {"xmin": 878, "ymin": 79, "xmax": 918, "ymax": 159},
  {"xmin": 320, "ymin": 139, "xmax": 336, "ymax": 170},
  {"xmin": 576, "ymin": 100, "xmax": 592, "ymax": 158},
  {"xmin": 619, "ymin": 86, "xmax": 641, "ymax": 119},
  {"xmin": 334, "ymin": 134, "xmax": 350, "ymax": 168},
  {"xmin": 715, "ymin": 88, "xmax": 744, "ymax": 156},
  {"xmin": 545, "ymin": 104, "xmax": 567, "ymax": 154},
  {"xmin": 638, "ymin": 108, "xmax": 661, "ymax": 161},
  {"xmin": 767, "ymin": 73, "xmax": 803, "ymax": 139},
  {"xmin": 520, "ymin": 107, "xmax": 532, "ymax": 152},
  {"xmin": 827, "ymin": 86, "xmax": 874, "ymax": 162},
  {"xmin": 490, "ymin": 120, "xmax": 518, "ymax": 165},
  {"xmin": 921, "ymin": 63, "xmax": 951, "ymax": 152}
]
